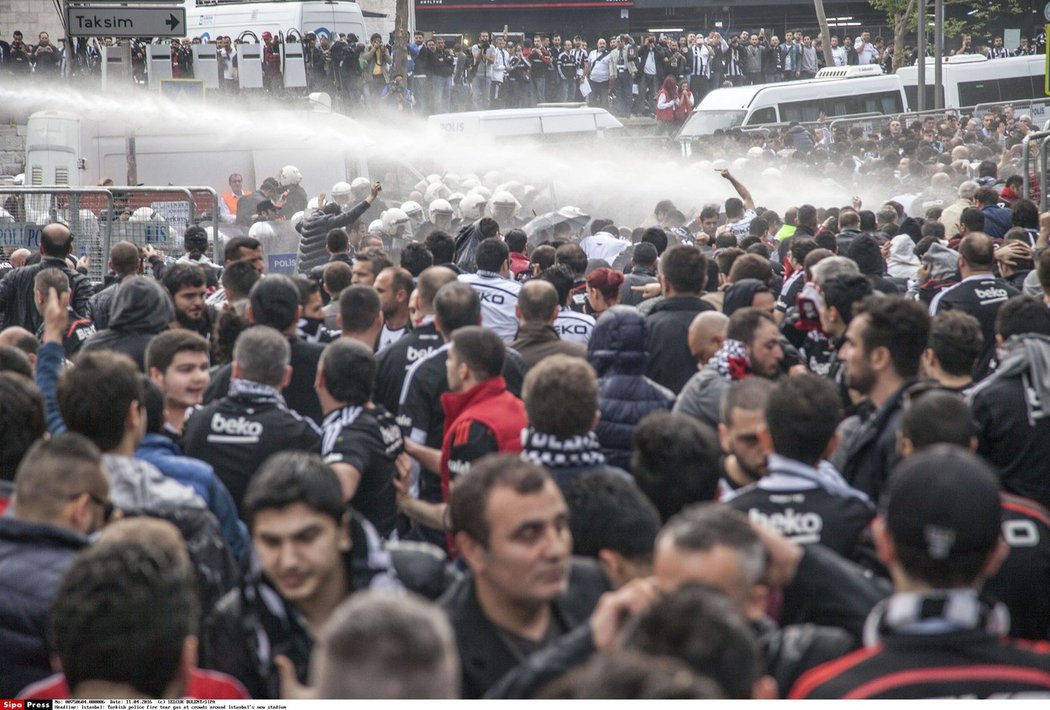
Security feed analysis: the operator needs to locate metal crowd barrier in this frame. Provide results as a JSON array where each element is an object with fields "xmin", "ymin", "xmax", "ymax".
[{"xmin": 0, "ymin": 185, "xmax": 223, "ymax": 281}]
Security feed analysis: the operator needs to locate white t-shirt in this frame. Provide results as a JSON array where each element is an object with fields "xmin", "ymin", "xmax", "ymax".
[
  {"xmin": 378, "ymin": 324, "xmax": 409, "ymax": 351},
  {"xmin": 554, "ymin": 308, "xmax": 595, "ymax": 345},
  {"xmin": 587, "ymin": 48, "xmax": 614, "ymax": 82},
  {"xmin": 725, "ymin": 208, "xmax": 757, "ymax": 239},
  {"xmin": 458, "ymin": 271, "xmax": 521, "ymax": 341},
  {"xmin": 581, "ymin": 232, "xmax": 630, "ymax": 263}
]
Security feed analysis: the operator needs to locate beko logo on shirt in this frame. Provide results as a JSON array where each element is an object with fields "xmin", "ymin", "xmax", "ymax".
[
  {"xmin": 555, "ymin": 324, "xmax": 591, "ymax": 336},
  {"xmin": 208, "ymin": 412, "xmax": 263, "ymax": 442},
  {"xmin": 478, "ymin": 292, "xmax": 507, "ymax": 305},
  {"xmin": 748, "ymin": 508, "xmax": 823, "ymax": 542},
  {"xmin": 974, "ymin": 286, "xmax": 1009, "ymax": 300},
  {"xmin": 406, "ymin": 345, "xmax": 436, "ymax": 363}
]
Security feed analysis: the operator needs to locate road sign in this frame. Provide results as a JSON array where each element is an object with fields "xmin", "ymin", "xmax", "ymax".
[{"xmin": 66, "ymin": 6, "xmax": 186, "ymax": 38}]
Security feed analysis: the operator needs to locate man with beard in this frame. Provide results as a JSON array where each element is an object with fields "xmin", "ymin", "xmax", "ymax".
[
  {"xmin": 162, "ymin": 263, "xmax": 213, "ymax": 341},
  {"xmin": 373, "ymin": 266, "xmax": 413, "ymax": 351},
  {"xmin": 717, "ymin": 378, "xmax": 774, "ymax": 497},
  {"xmin": 830, "ymin": 296, "xmax": 929, "ymax": 503}
]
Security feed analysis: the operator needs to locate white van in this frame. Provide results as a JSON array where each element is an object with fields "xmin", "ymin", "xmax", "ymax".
[
  {"xmin": 182, "ymin": 0, "xmax": 367, "ymax": 42},
  {"xmin": 677, "ymin": 65, "xmax": 907, "ymax": 138},
  {"xmin": 427, "ymin": 107, "xmax": 624, "ymax": 141},
  {"xmin": 896, "ymin": 53, "xmax": 1048, "ymax": 112},
  {"xmin": 23, "ymin": 103, "xmax": 420, "ymax": 199}
]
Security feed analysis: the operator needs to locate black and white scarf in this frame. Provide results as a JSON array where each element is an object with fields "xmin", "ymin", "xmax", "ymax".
[{"xmin": 522, "ymin": 428, "xmax": 606, "ymax": 469}]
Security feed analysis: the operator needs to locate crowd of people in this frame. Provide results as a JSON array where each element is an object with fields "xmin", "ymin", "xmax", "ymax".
[
  {"xmin": 3, "ymin": 23, "xmax": 1046, "ymax": 119},
  {"xmin": 3, "ymin": 82, "xmax": 1050, "ymax": 697}
]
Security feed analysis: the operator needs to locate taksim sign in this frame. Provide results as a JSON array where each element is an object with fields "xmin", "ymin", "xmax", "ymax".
[{"xmin": 66, "ymin": 6, "xmax": 186, "ymax": 37}]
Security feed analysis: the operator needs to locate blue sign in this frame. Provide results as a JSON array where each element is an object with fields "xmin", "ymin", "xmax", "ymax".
[
  {"xmin": 0, "ymin": 223, "xmax": 44, "ymax": 249},
  {"xmin": 268, "ymin": 252, "xmax": 298, "ymax": 273}
]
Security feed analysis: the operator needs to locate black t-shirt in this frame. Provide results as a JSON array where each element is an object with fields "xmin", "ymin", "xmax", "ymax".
[
  {"xmin": 930, "ymin": 275, "xmax": 1019, "ymax": 380},
  {"xmin": 375, "ymin": 322, "xmax": 444, "ymax": 416},
  {"xmin": 726, "ymin": 484, "xmax": 874, "ymax": 561},
  {"xmin": 984, "ymin": 494, "xmax": 1050, "ymax": 641},
  {"xmin": 321, "ymin": 404, "xmax": 403, "ymax": 539}
]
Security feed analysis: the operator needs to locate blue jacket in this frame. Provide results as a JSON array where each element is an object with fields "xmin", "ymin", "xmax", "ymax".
[
  {"xmin": 136, "ymin": 433, "xmax": 249, "ymax": 564},
  {"xmin": 588, "ymin": 306, "xmax": 676, "ymax": 470},
  {"xmin": 981, "ymin": 204, "xmax": 1013, "ymax": 239},
  {"xmin": 0, "ymin": 518, "xmax": 89, "ymax": 696}
]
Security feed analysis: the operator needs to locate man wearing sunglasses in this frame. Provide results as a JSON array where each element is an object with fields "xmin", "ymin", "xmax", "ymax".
[{"xmin": 0, "ymin": 434, "xmax": 114, "ymax": 696}]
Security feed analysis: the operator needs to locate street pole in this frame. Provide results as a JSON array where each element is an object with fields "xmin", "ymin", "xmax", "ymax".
[
  {"xmin": 393, "ymin": 0, "xmax": 408, "ymax": 80},
  {"xmin": 917, "ymin": 0, "xmax": 926, "ymax": 112},
  {"xmin": 933, "ymin": 0, "xmax": 943, "ymax": 109},
  {"xmin": 813, "ymin": 0, "xmax": 832, "ymax": 74}
]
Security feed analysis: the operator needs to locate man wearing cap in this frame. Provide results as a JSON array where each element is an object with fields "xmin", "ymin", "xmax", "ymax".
[{"xmin": 791, "ymin": 445, "xmax": 1050, "ymax": 699}]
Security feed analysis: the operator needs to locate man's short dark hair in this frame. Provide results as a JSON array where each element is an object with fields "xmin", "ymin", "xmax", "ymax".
[
  {"xmin": 530, "ymin": 244, "xmax": 558, "ymax": 272},
  {"xmin": 714, "ymin": 247, "xmax": 744, "ymax": 276},
  {"xmin": 450, "ymin": 325, "xmax": 504, "ymax": 382},
  {"xmin": 959, "ymin": 207, "xmax": 986, "ymax": 233},
  {"xmin": 434, "ymin": 281, "xmax": 481, "ymax": 334},
  {"xmin": 109, "ymin": 241, "xmax": 141, "ymax": 276},
  {"xmin": 504, "ymin": 229, "xmax": 527, "ymax": 253},
  {"xmin": 660, "ymin": 245, "xmax": 707, "ymax": 294},
  {"xmin": 540, "ymin": 264, "xmax": 574, "ymax": 306},
  {"xmin": 789, "ymin": 238, "xmax": 819, "ymax": 267},
  {"xmin": 326, "ymin": 228, "xmax": 350, "ymax": 254},
  {"xmin": 541, "ymin": 650, "xmax": 722, "ymax": 699},
  {"xmin": 797, "ymin": 204, "xmax": 818, "ymax": 228},
  {"xmin": 523, "ymin": 354, "xmax": 597, "ymax": 438},
  {"xmin": 996, "ymin": 294, "xmax": 1050, "ymax": 339},
  {"xmin": 424, "ymin": 230, "xmax": 456, "ymax": 264},
  {"xmin": 339, "ymin": 285, "xmax": 381, "ymax": 334},
  {"xmin": 725, "ymin": 307, "xmax": 775, "ymax": 346},
  {"xmin": 928, "ymin": 311, "xmax": 983, "ymax": 376},
  {"xmin": 477, "ymin": 217, "xmax": 500, "ymax": 240},
  {"xmin": 293, "ymin": 274, "xmax": 321, "ymax": 305},
  {"xmin": 356, "ymin": 248, "xmax": 394, "ymax": 280},
  {"xmin": 249, "ymin": 274, "xmax": 301, "ymax": 331},
  {"xmin": 973, "ymin": 186, "xmax": 1000, "ymax": 206},
  {"xmin": 724, "ymin": 197, "xmax": 744, "ymax": 219},
  {"xmin": 838, "ymin": 210, "xmax": 860, "ymax": 229},
  {"xmin": 632, "ymin": 242, "xmax": 658, "ymax": 267},
  {"xmin": 321, "ymin": 339, "xmax": 377, "ymax": 405},
  {"xmin": 765, "ymin": 374, "xmax": 840, "ymax": 466},
  {"xmin": 630, "ymin": 412, "xmax": 721, "ymax": 521},
  {"xmin": 145, "ymin": 330, "xmax": 209, "ymax": 375},
  {"xmin": 51, "ymin": 539, "xmax": 197, "ymax": 698},
  {"xmin": 0, "ymin": 372, "xmax": 46, "ymax": 482},
  {"xmin": 565, "ymin": 472, "xmax": 660, "ymax": 563},
  {"xmin": 555, "ymin": 243, "xmax": 588, "ymax": 276},
  {"xmin": 623, "ymin": 585, "xmax": 762, "ymax": 700},
  {"xmin": 642, "ymin": 227, "xmax": 668, "ymax": 255},
  {"xmin": 323, "ymin": 261, "xmax": 354, "ymax": 296},
  {"xmin": 224, "ymin": 236, "xmax": 261, "ymax": 263},
  {"xmin": 244, "ymin": 451, "xmax": 346, "ymax": 530},
  {"xmin": 0, "ymin": 345, "xmax": 31, "ymax": 378},
  {"xmin": 822, "ymin": 272, "xmax": 873, "ymax": 325},
  {"xmin": 958, "ymin": 233, "xmax": 994, "ymax": 268},
  {"xmin": 399, "ymin": 242, "xmax": 433, "ymax": 277},
  {"xmin": 58, "ymin": 351, "xmax": 142, "ymax": 452},
  {"xmin": 853, "ymin": 296, "xmax": 930, "ymax": 379},
  {"xmin": 221, "ymin": 259, "xmax": 262, "ymax": 302},
  {"xmin": 901, "ymin": 389, "xmax": 973, "ymax": 450},
  {"xmin": 450, "ymin": 454, "xmax": 550, "ymax": 547},
  {"xmin": 475, "ymin": 238, "xmax": 509, "ymax": 273}
]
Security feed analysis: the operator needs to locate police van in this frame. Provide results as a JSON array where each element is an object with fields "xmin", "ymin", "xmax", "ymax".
[
  {"xmin": 895, "ymin": 53, "xmax": 1048, "ymax": 115},
  {"xmin": 427, "ymin": 107, "xmax": 624, "ymax": 142},
  {"xmin": 182, "ymin": 0, "xmax": 367, "ymax": 42},
  {"xmin": 677, "ymin": 65, "xmax": 907, "ymax": 139}
]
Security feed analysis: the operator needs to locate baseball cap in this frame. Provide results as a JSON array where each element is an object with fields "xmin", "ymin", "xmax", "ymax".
[{"xmin": 884, "ymin": 445, "xmax": 1001, "ymax": 571}]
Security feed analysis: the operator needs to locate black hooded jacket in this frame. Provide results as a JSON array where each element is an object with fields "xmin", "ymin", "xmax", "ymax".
[{"xmin": 79, "ymin": 276, "xmax": 174, "ymax": 370}]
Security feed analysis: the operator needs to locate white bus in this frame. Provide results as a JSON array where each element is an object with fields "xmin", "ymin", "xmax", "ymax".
[
  {"xmin": 896, "ymin": 53, "xmax": 1047, "ymax": 111},
  {"xmin": 181, "ymin": 0, "xmax": 367, "ymax": 42},
  {"xmin": 677, "ymin": 65, "xmax": 907, "ymax": 139}
]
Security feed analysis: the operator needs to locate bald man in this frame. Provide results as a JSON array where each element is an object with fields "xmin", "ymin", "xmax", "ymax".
[
  {"xmin": 0, "ymin": 223, "xmax": 95, "ymax": 332},
  {"xmin": 0, "ymin": 326, "xmax": 39, "ymax": 373},
  {"xmin": 510, "ymin": 279, "xmax": 587, "ymax": 372},
  {"xmin": 688, "ymin": 311, "xmax": 729, "ymax": 368},
  {"xmin": 8, "ymin": 249, "xmax": 31, "ymax": 268}
]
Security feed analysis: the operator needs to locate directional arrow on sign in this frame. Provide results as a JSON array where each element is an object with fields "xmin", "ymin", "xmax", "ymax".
[{"xmin": 165, "ymin": 13, "xmax": 180, "ymax": 31}]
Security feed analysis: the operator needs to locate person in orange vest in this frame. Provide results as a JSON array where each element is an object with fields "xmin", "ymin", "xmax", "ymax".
[{"xmin": 219, "ymin": 173, "xmax": 251, "ymax": 224}]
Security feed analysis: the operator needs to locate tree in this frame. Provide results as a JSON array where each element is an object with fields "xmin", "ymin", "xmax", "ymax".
[{"xmin": 870, "ymin": 0, "xmax": 1027, "ymax": 70}]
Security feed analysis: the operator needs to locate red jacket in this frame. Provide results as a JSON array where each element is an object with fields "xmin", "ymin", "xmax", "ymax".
[
  {"xmin": 439, "ymin": 375, "xmax": 526, "ymax": 504},
  {"xmin": 20, "ymin": 669, "xmax": 250, "ymax": 699},
  {"xmin": 509, "ymin": 251, "xmax": 530, "ymax": 278}
]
